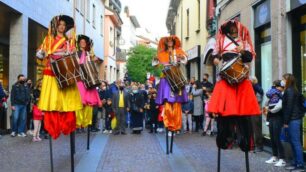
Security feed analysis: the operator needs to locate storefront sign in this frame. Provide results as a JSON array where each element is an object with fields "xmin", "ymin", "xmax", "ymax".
[
  {"xmin": 186, "ymin": 45, "xmax": 200, "ymax": 61},
  {"xmin": 254, "ymin": 0, "xmax": 271, "ymax": 28}
]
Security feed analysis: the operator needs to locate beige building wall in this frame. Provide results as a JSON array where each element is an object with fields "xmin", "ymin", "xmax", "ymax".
[{"xmin": 172, "ymin": 0, "xmax": 208, "ymax": 80}]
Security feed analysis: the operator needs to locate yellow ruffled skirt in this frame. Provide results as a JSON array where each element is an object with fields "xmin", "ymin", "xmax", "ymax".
[
  {"xmin": 76, "ymin": 105, "xmax": 93, "ymax": 128},
  {"xmin": 38, "ymin": 75, "xmax": 82, "ymax": 112}
]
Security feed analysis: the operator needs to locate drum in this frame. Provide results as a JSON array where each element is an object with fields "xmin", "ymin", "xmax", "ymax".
[
  {"xmin": 163, "ymin": 65, "xmax": 187, "ymax": 92},
  {"xmin": 51, "ymin": 54, "xmax": 82, "ymax": 89},
  {"xmin": 220, "ymin": 57, "xmax": 249, "ymax": 85},
  {"xmin": 80, "ymin": 61, "xmax": 101, "ymax": 89}
]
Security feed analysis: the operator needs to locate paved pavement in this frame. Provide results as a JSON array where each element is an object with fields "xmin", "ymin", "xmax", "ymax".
[{"xmin": 0, "ymin": 130, "xmax": 288, "ymax": 172}]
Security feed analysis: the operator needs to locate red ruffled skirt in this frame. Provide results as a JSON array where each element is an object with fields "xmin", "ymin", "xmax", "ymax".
[{"xmin": 207, "ymin": 79, "xmax": 261, "ymax": 116}]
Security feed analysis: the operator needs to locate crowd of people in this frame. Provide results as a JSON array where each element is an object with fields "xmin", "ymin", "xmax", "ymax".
[{"xmin": 0, "ymin": 71, "xmax": 305, "ymax": 171}]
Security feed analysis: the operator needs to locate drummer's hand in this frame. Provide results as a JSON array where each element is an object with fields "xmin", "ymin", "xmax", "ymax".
[
  {"xmin": 236, "ymin": 45, "xmax": 244, "ymax": 53},
  {"xmin": 213, "ymin": 58, "xmax": 220, "ymax": 65}
]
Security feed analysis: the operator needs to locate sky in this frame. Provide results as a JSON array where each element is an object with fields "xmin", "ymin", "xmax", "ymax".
[{"xmin": 120, "ymin": 0, "xmax": 170, "ymax": 39}]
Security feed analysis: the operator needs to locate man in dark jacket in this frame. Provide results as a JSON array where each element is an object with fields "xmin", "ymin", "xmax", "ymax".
[
  {"xmin": 112, "ymin": 83, "xmax": 130, "ymax": 135},
  {"xmin": 10, "ymin": 74, "xmax": 30, "ymax": 137}
]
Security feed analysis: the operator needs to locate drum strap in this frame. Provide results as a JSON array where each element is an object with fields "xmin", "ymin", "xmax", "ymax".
[{"xmin": 225, "ymin": 34, "xmax": 239, "ymax": 46}]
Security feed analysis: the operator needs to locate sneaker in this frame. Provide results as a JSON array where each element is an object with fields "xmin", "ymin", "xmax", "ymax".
[
  {"xmin": 27, "ymin": 130, "xmax": 34, "ymax": 136},
  {"xmin": 32, "ymin": 137, "xmax": 39, "ymax": 142},
  {"xmin": 265, "ymin": 156, "xmax": 278, "ymax": 164},
  {"xmin": 103, "ymin": 130, "xmax": 109, "ymax": 134},
  {"xmin": 168, "ymin": 132, "xmax": 175, "ymax": 137},
  {"xmin": 109, "ymin": 130, "xmax": 112, "ymax": 134},
  {"xmin": 36, "ymin": 137, "xmax": 42, "ymax": 141},
  {"xmin": 17, "ymin": 133, "xmax": 27, "ymax": 137},
  {"xmin": 274, "ymin": 159, "xmax": 286, "ymax": 167},
  {"xmin": 11, "ymin": 132, "xmax": 16, "ymax": 137}
]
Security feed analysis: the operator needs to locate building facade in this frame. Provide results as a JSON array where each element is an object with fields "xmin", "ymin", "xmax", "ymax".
[
  {"xmin": 0, "ymin": 0, "xmax": 105, "ymax": 129},
  {"xmin": 166, "ymin": 0, "xmax": 209, "ymax": 81},
  {"xmin": 215, "ymin": 0, "xmax": 306, "ymax": 150},
  {"xmin": 117, "ymin": 6, "xmax": 140, "ymax": 80},
  {"xmin": 103, "ymin": 0, "xmax": 122, "ymax": 83}
]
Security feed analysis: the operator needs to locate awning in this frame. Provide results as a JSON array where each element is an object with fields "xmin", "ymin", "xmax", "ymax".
[{"xmin": 202, "ymin": 38, "xmax": 216, "ymax": 64}]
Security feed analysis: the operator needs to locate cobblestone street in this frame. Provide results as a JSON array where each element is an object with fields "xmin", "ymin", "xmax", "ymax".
[{"xmin": 0, "ymin": 130, "xmax": 288, "ymax": 172}]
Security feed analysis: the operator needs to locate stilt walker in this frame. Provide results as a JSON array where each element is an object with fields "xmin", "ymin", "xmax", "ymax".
[
  {"xmin": 154, "ymin": 36, "xmax": 188, "ymax": 154},
  {"xmin": 207, "ymin": 20, "xmax": 261, "ymax": 172},
  {"xmin": 75, "ymin": 34, "xmax": 102, "ymax": 151},
  {"xmin": 36, "ymin": 15, "xmax": 82, "ymax": 172}
]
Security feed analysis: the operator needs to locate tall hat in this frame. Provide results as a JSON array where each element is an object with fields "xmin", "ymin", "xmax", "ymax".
[
  {"xmin": 158, "ymin": 35, "xmax": 182, "ymax": 53},
  {"xmin": 77, "ymin": 34, "xmax": 93, "ymax": 52}
]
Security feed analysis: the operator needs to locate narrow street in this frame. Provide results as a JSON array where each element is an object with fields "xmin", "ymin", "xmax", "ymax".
[{"xmin": 0, "ymin": 131, "xmax": 287, "ymax": 172}]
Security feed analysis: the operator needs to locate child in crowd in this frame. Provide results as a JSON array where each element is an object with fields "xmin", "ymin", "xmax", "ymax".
[
  {"xmin": 182, "ymin": 94, "xmax": 193, "ymax": 133},
  {"xmin": 157, "ymin": 105, "xmax": 164, "ymax": 133},
  {"xmin": 203, "ymin": 88, "xmax": 214, "ymax": 136},
  {"xmin": 32, "ymin": 99, "xmax": 43, "ymax": 142},
  {"xmin": 147, "ymin": 93, "xmax": 159, "ymax": 133},
  {"xmin": 103, "ymin": 98, "xmax": 113, "ymax": 134},
  {"xmin": 264, "ymin": 80, "xmax": 286, "ymax": 167}
]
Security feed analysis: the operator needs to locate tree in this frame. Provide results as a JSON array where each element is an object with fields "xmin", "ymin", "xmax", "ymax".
[{"xmin": 126, "ymin": 45, "xmax": 162, "ymax": 83}]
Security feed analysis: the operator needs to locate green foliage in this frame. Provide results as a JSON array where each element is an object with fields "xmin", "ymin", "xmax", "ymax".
[{"xmin": 126, "ymin": 45, "xmax": 161, "ymax": 83}]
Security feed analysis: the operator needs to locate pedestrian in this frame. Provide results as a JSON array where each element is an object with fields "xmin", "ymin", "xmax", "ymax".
[
  {"xmin": 192, "ymin": 81, "xmax": 203, "ymax": 132},
  {"xmin": 10, "ymin": 74, "xmax": 31, "ymax": 137},
  {"xmin": 182, "ymin": 94, "xmax": 193, "ymax": 134},
  {"xmin": 0, "ymin": 82, "xmax": 6, "ymax": 138},
  {"xmin": 201, "ymin": 73, "xmax": 213, "ymax": 99},
  {"xmin": 32, "ymin": 99, "xmax": 43, "ymax": 142},
  {"xmin": 103, "ymin": 98, "xmax": 113, "ymax": 134},
  {"xmin": 202, "ymin": 88, "xmax": 215, "ymax": 136},
  {"xmin": 251, "ymin": 76, "xmax": 264, "ymax": 153},
  {"xmin": 129, "ymin": 85, "xmax": 145, "ymax": 134},
  {"xmin": 264, "ymin": 80, "xmax": 286, "ymax": 167},
  {"xmin": 157, "ymin": 105, "xmax": 164, "ymax": 133},
  {"xmin": 282, "ymin": 73, "xmax": 305, "ymax": 171},
  {"xmin": 26, "ymin": 79, "xmax": 33, "ymax": 133},
  {"xmin": 147, "ymin": 93, "xmax": 159, "ymax": 133},
  {"xmin": 112, "ymin": 83, "xmax": 130, "ymax": 135}
]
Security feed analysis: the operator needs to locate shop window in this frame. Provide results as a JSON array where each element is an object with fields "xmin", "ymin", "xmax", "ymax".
[{"xmin": 0, "ymin": 45, "xmax": 9, "ymax": 90}]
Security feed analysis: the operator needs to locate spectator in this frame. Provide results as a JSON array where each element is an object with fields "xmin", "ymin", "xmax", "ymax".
[
  {"xmin": 0, "ymin": 82, "xmax": 6, "ymax": 138},
  {"xmin": 282, "ymin": 73, "xmax": 305, "ymax": 171},
  {"xmin": 192, "ymin": 81, "xmax": 203, "ymax": 132},
  {"xmin": 10, "ymin": 74, "xmax": 30, "ymax": 137},
  {"xmin": 103, "ymin": 98, "xmax": 113, "ymax": 134},
  {"xmin": 112, "ymin": 83, "xmax": 130, "ymax": 135},
  {"xmin": 182, "ymin": 94, "xmax": 193, "ymax": 134},
  {"xmin": 26, "ymin": 79, "xmax": 33, "ymax": 134},
  {"xmin": 129, "ymin": 85, "xmax": 145, "ymax": 134},
  {"xmin": 251, "ymin": 76, "xmax": 264, "ymax": 153},
  {"xmin": 202, "ymin": 88, "xmax": 215, "ymax": 136},
  {"xmin": 146, "ymin": 93, "xmax": 159, "ymax": 133},
  {"xmin": 264, "ymin": 80, "xmax": 286, "ymax": 167},
  {"xmin": 201, "ymin": 73, "xmax": 213, "ymax": 100}
]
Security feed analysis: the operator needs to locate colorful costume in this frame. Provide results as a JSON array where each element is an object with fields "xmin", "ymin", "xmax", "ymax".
[
  {"xmin": 155, "ymin": 36, "xmax": 188, "ymax": 131},
  {"xmin": 207, "ymin": 20, "xmax": 260, "ymax": 152},
  {"xmin": 75, "ymin": 35, "xmax": 101, "ymax": 128},
  {"xmin": 37, "ymin": 15, "xmax": 82, "ymax": 139}
]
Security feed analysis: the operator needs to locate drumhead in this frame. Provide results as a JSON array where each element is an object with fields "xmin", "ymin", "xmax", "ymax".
[{"xmin": 221, "ymin": 57, "xmax": 238, "ymax": 70}]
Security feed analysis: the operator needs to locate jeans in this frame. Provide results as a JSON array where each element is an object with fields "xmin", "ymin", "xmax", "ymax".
[
  {"xmin": 12, "ymin": 105, "xmax": 27, "ymax": 133},
  {"xmin": 288, "ymin": 119, "xmax": 304, "ymax": 167},
  {"xmin": 182, "ymin": 113, "xmax": 192, "ymax": 131}
]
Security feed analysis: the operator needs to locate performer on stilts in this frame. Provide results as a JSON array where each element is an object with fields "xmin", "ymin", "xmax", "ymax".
[
  {"xmin": 155, "ymin": 36, "xmax": 188, "ymax": 154},
  {"xmin": 207, "ymin": 20, "xmax": 261, "ymax": 172},
  {"xmin": 75, "ymin": 35, "xmax": 102, "ymax": 130},
  {"xmin": 36, "ymin": 15, "xmax": 82, "ymax": 172}
]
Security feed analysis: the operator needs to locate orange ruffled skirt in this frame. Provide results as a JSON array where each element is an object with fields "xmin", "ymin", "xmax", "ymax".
[{"xmin": 207, "ymin": 79, "xmax": 261, "ymax": 116}]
